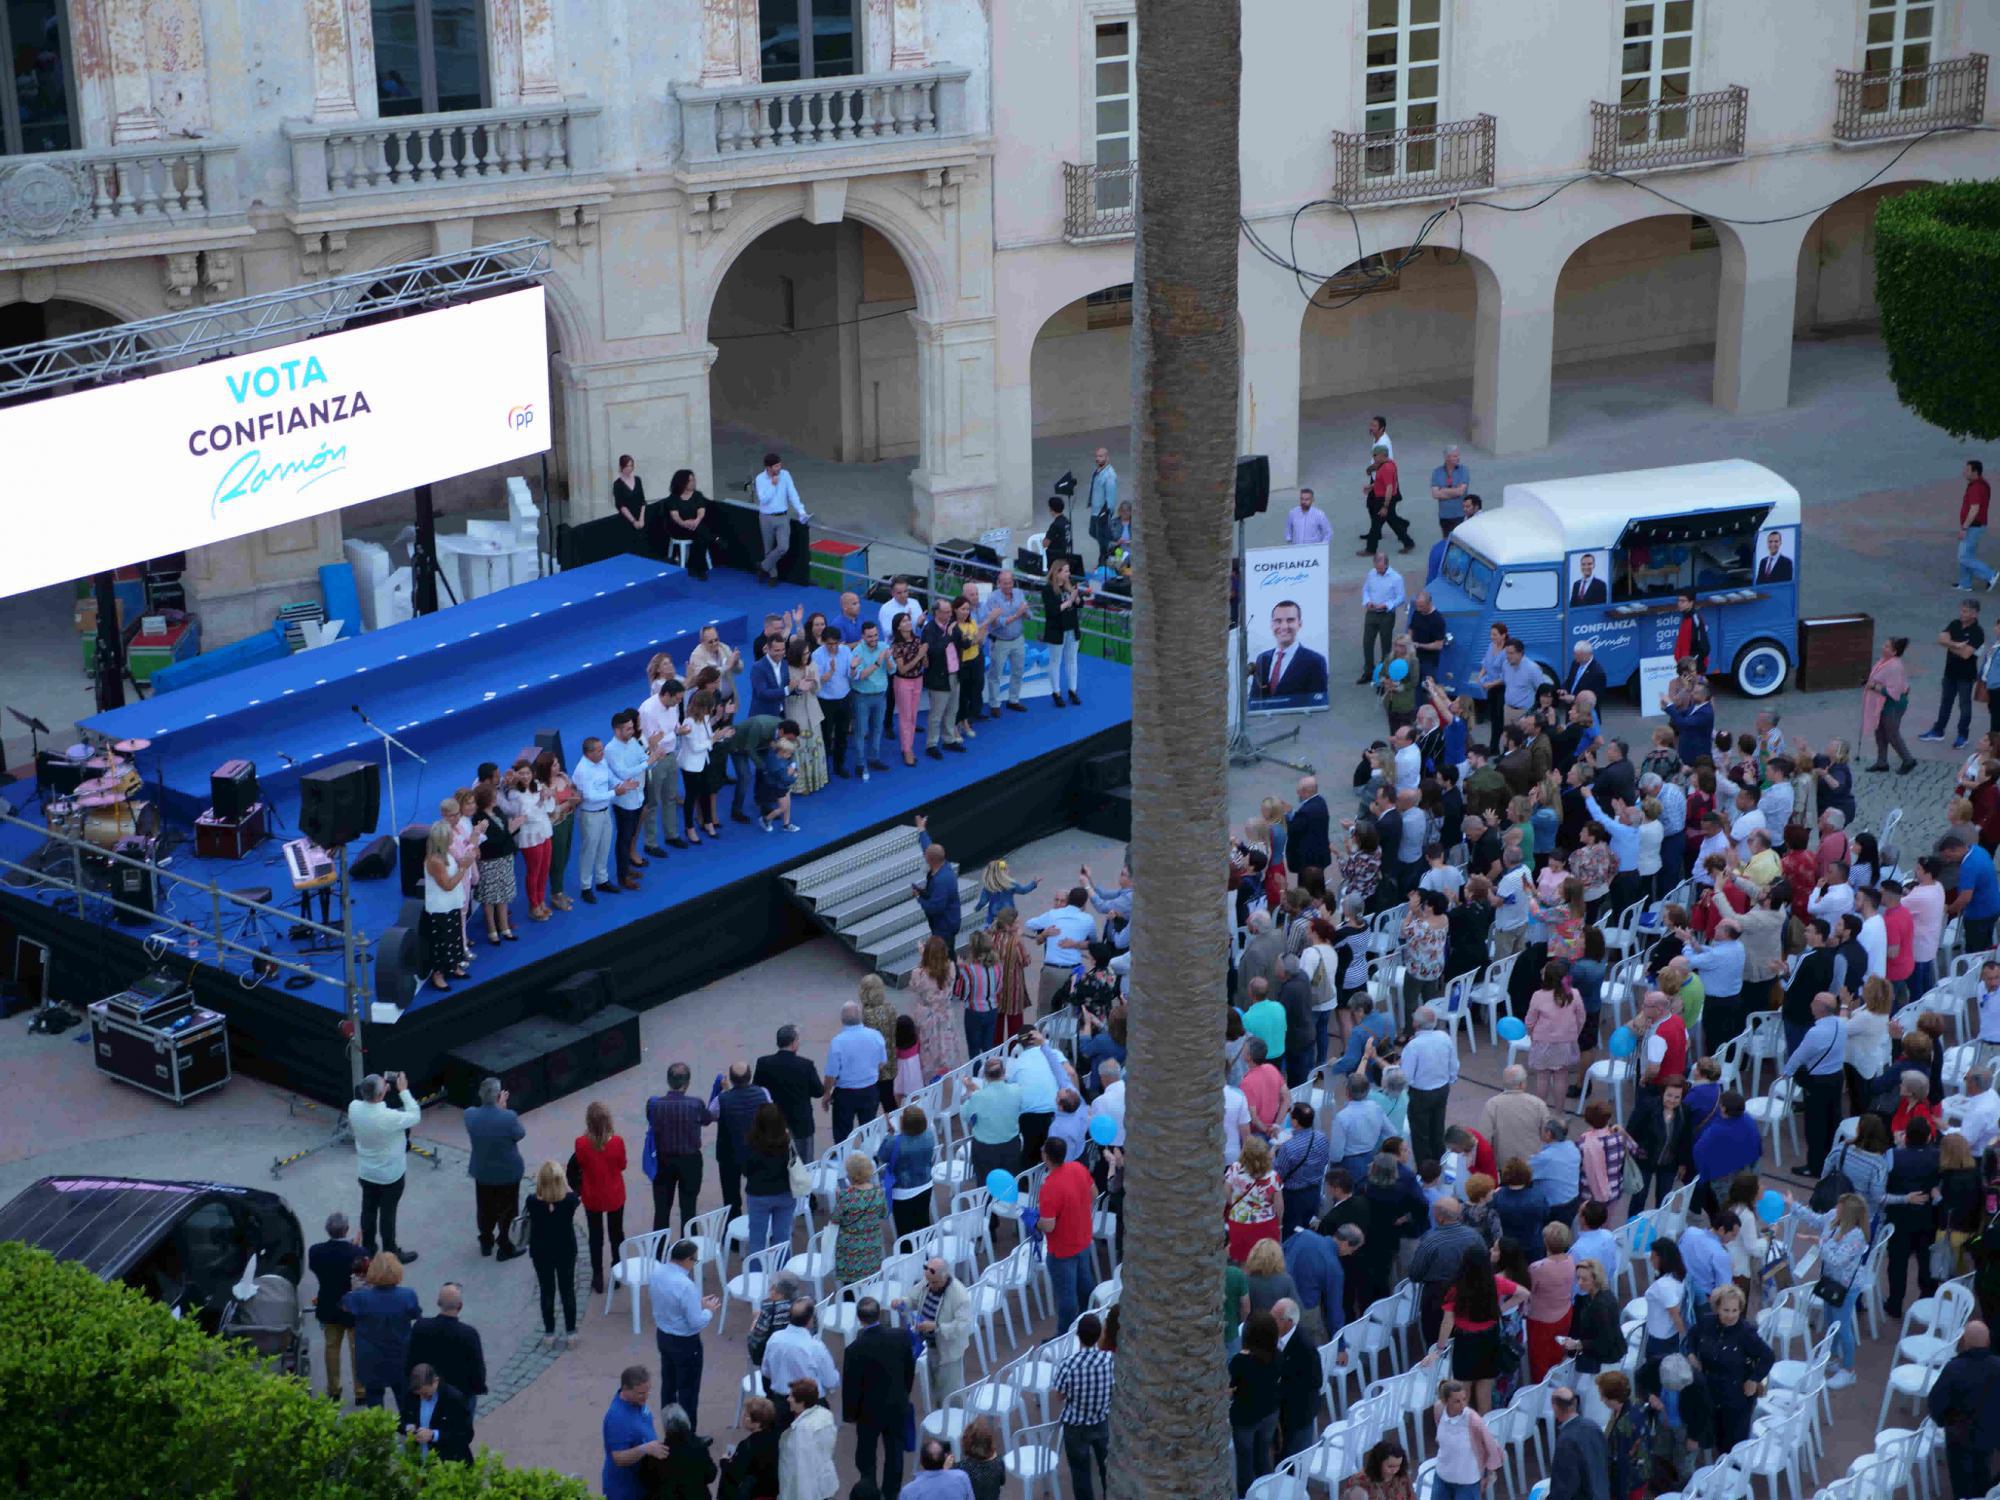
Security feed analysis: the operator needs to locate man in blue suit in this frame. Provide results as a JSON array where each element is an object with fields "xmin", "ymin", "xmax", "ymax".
[
  {"xmin": 746, "ymin": 634, "xmax": 790, "ymax": 719},
  {"xmin": 912, "ymin": 815, "xmax": 961, "ymax": 943}
]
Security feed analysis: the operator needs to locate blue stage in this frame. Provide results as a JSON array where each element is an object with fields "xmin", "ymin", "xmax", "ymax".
[{"xmin": 0, "ymin": 556, "xmax": 1132, "ymax": 1100}]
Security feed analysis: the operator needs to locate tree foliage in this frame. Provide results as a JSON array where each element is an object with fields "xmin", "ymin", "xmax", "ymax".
[
  {"xmin": 0, "ymin": 1242, "xmax": 586, "ymax": 1500},
  {"xmin": 1876, "ymin": 180, "xmax": 2000, "ymax": 441}
]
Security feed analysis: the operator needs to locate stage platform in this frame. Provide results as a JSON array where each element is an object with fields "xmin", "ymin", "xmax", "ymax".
[{"xmin": 0, "ymin": 556, "xmax": 1131, "ymax": 1104}]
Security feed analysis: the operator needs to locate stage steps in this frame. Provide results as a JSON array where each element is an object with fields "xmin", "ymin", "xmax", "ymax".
[{"xmin": 779, "ymin": 824, "xmax": 987, "ymax": 986}]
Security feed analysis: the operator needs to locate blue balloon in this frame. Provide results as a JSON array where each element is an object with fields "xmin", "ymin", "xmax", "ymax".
[
  {"xmin": 1496, "ymin": 1016, "xmax": 1527, "ymax": 1042},
  {"xmin": 1089, "ymin": 1113, "xmax": 1119, "ymax": 1146},
  {"xmin": 1387, "ymin": 658, "xmax": 1409, "ymax": 681},
  {"xmin": 1756, "ymin": 1190, "xmax": 1786, "ymax": 1225},
  {"xmin": 1607, "ymin": 1025, "xmax": 1637, "ymax": 1059},
  {"xmin": 985, "ymin": 1168, "xmax": 1019, "ymax": 1204}
]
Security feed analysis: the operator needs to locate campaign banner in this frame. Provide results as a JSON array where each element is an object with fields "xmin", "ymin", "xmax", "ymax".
[
  {"xmin": 0, "ymin": 287, "xmax": 551, "ymax": 600},
  {"xmin": 1243, "ymin": 543, "xmax": 1330, "ymax": 714}
]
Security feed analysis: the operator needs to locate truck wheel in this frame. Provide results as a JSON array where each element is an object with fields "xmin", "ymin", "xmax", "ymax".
[{"xmin": 1733, "ymin": 641, "xmax": 1789, "ymax": 698}]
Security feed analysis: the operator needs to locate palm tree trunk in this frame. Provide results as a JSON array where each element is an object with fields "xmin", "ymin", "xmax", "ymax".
[{"xmin": 1106, "ymin": 0, "xmax": 1241, "ymax": 1495}]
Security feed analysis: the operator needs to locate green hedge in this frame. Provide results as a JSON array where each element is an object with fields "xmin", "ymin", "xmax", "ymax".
[
  {"xmin": 1875, "ymin": 180, "xmax": 2000, "ymax": 441},
  {"xmin": 0, "ymin": 1242, "xmax": 586, "ymax": 1500}
]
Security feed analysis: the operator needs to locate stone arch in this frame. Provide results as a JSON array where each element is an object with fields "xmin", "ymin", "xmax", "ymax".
[
  {"xmin": 1794, "ymin": 176, "xmax": 1947, "ymax": 334},
  {"xmin": 1028, "ymin": 275, "xmax": 1139, "ymax": 445}
]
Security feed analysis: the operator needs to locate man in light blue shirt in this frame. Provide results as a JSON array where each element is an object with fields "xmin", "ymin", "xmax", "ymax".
[
  {"xmin": 605, "ymin": 710, "xmax": 651, "ymax": 890},
  {"xmin": 1429, "ymin": 448, "xmax": 1470, "ymax": 535},
  {"xmin": 1087, "ymin": 448, "xmax": 1118, "ymax": 566},
  {"xmin": 1683, "ymin": 921, "xmax": 1749, "ymax": 1052},
  {"xmin": 1009, "ymin": 1025, "xmax": 1073, "ymax": 1164},
  {"xmin": 1358, "ymin": 554, "xmax": 1407, "ymax": 684},
  {"xmin": 1498, "ymin": 640, "xmax": 1542, "ymax": 714},
  {"xmin": 1644, "ymin": 773, "xmax": 1689, "ymax": 888},
  {"xmin": 825, "ymin": 1000, "xmax": 889, "ymax": 1139},
  {"xmin": 848, "ymin": 621, "xmax": 891, "ymax": 779},
  {"xmin": 1678, "ymin": 1216, "xmax": 1738, "ymax": 1312},
  {"xmin": 810, "ymin": 629, "xmax": 854, "ymax": 778},
  {"xmin": 963, "ymin": 1056, "xmax": 1024, "ymax": 1187},
  {"xmin": 1328, "ymin": 1073, "xmax": 1392, "ymax": 1181},
  {"xmin": 1780, "ymin": 992, "xmax": 1849, "ymax": 1176},
  {"xmin": 753, "ymin": 451, "xmax": 809, "ymax": 582},
  {"xmin": 1570, "ymin": 1207, "xmax": 1619, "ymax": 1288},
  {"xmin": 978, "ymin": 570, "xmax": 1033, "ymax": 714},
  {"xmin": 571, "ymin": 736, "xmax": 617, "ymax": 900},
  {"xmin": 1025, "ymin": 889, "xmax": 1097, "ymax": 1012},
  {"xmin": 649, "ymin": 1239, "xmax": 720, "ymax": 1428},
  {"xmin": 1584, "ymin": 788, "xmax": 1643, "ymax": 913},
  {"xmin": 1530, "ymin": 1119, "xmax": 1583, "ymax": 1222}
]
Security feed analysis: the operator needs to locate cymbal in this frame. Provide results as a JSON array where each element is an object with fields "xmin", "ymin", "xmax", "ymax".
[
  {"xmin": 74, "ymin": 775, "xmax": 115, "ymax": 797},
  {"xmin": 112, "ymin": 737, "xmax": 151, "ymax": 754}
]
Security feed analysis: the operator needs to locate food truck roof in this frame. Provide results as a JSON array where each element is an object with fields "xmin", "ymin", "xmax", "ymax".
[{"xmin": 1453, "ymin": 459, "xmax": 1801, "ymax": 567}]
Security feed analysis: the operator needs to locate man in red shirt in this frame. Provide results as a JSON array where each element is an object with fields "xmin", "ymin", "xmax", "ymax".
[
  {"xmin": 1360, "ymin": 442, "xmax": 1414, "ymax": 555},
  {"xmin": 1036, "ymin": 1138, "xmax": 1098, "ymax": 1331},
  {"xmin": 1881, "ymin": 879, "xmax": 1917, "ymax": 1000},
  {"xmin": 1958, "ymin": 459, "xmax": 1994, "ymax": 591}
]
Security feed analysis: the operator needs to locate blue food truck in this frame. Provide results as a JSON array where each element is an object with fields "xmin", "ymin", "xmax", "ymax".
[{"xmin": 1430, "ymin": 458, "xmax": 1802, "ymax": 698}]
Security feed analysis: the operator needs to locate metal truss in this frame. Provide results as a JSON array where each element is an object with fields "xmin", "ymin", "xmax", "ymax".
[{"xmin": 0, "ymin": 236, "xmax": 552, "ymax": 400}]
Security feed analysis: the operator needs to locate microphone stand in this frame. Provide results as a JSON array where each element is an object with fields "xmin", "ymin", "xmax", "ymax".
[{"xmin": 350, "ymin": 707, "xmax": 426, "ymax": 833}]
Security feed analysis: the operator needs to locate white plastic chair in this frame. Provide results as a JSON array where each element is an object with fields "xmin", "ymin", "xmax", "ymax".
[
  {"xmin": 1582, "ymin": 1054, "xmax": 1632, "ymax": 1120},
  {"xmin": 1437, "ymin": 971, "xmax": 1477, "ymax": 1053},
  {"xmin": 1001, "ymin": 1418, "xmax": 1065, "ymax": 1500},
  {"xmin": 783, "ymin": 1223, "xmax": 840, "ymax": 1303},
  {"xmin": 1896, "ymin": 1279, "xmax": 1975, "ymax": 1366},
  {"xmin": 1876, "ymin": 1340, "xmax": 1956, "ymax": 1430},
  {"xmin": 1743, "ymin": 1074, "xmax": 1803, "ymax": 1163},
  {"xmin": 604, "ymin": 1228, "xmax": 673, "ymax": 1332},
  {"xmin": 1725, "ymin": 1408, "xmax": 1810, "ymax": 1500},
  {"xmin": 1468, "ymin": 953, "xmax": 1519, "ymax": 1048},
  {"xmin": 1485, "ymin": 1402, "xmax": 1541, "ymax": 1499},
  {"xmin": 1742, "ymin": 1010, "xmax": 1789, "ymax": 1099}
]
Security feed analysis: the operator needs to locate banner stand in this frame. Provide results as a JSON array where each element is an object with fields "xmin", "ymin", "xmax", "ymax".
[{"xmin": 1226, "ymin": 518, "xmax": 1317, "ymax": 774}]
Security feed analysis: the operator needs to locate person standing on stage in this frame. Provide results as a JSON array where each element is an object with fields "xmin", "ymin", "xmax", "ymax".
[
  {"xmin": 533, "ymin": 750, "xmax": 578, "ymax": 914},
  {"xmin": 637, "ymin": 678, "xmax": 687, "ymax": 858},
  {"xmin": 471, "ymin": 784, "xmax": 519, "ymax": 946},
  {"xmin": 604, "ymin": 710, "xmax": 651, "ymax": 890},
  {"xmin": 810, "ymin": 627, "xmax": 853, "ymax": 779},
  {"xmin": 613, "ymin": 455, "xmax": 648, "ymax": 547},
  {"xmin": 754, "ymin": 451, "xmax": 809, "ymax": 586},
  {"xmin": 572, "ymin": 736, "xmax": 617, "ymax": 901},
  {"xmin": 1042, "ymin": 561, "xmax": 1086, "ymax": 709},
  {"xmin": 421, "ymin": 822, "xmax": 471, "ymax": 989},
  {"xmin": 979, "ymin": 570, "xmax": 1033, "ymax": 716}
]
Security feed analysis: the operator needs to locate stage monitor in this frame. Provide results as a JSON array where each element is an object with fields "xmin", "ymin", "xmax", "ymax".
[{"xmin": 0, "ymin": 287, "xmax": 552, "ymax": 601}]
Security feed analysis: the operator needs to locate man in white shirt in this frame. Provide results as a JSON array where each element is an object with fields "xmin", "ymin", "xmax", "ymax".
[
  {"xmin": 761, "ymin": 1295, "xmax": 839, "ymax": 1398},
  {"xmin": 604, "ymin": 709, "xmax": 652, "ymax": 890},
  {"xmin": 1391, "ymin": 724, "xmax": 1421, "ymax": 792},
  {"xmin": 1358, "ymin": 553, "xmax": 1407, "ymax": 685},
  {"xmin": 1285, "ymin": 487, "xmax": 1333, "ymax": 545},
  {"xmin": 753, "ymin": 451, "xmax": 809, "ymax": 584},
  {"xmin": 637, "ymin": 679, "xmax": 686, "ymax": 855},
  {"xmin": 349, "ymin": 1072, "xmax": 424, "ymax": 1261},
  {"xmin": 1807, "ymin": 862, "xmax": 1855, "ymax": 925},
  {"xmin": 1491, "ymin": 851, "xmax": 1533, "ymax": 958},
  {"xmin": 1977, "ymin": 959, "xmax": 2000, "ymax": 1045},
  {"xmin": 1222, "ymin": 1082, "xmax": 1252, "ymax": 1162},
  {"xmin": 1693, "ymin": 814, "xmax": 1730, "ymax": 888},
  {"xmin": 877, "ymin": 577, "xmax": 925, "ymax": 639},
  {"xmin": 1365, "ymin": 414, "xmax": 1393, "ymax": 465},
  {"xmin": 1953, "ymin": 1068, "xmax": 1999, "ymax": 1155},
  {"xmin": 571, "ymin": 736, "xmax": 618, "ymax": 901},
  {"xmin": 1727, "ymin": 789, "xmax": 1767, "ymax": 862},
  {"xmin": 1757, "ymin": 765, "xmax": 1794, "ymax": 830},
  {"xmin": 1856, "ymin": 887, "xmax": 1889, "ymax": 981}
]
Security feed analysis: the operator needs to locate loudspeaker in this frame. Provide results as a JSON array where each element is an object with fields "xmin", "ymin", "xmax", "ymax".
[
  {"xmin": 545, "ymin": 968, "xmax": 612, "ymax": 1024},
  {"xmin": 38, "ymin": 751, "xmax": 84, "ymax": 797},
  {"xmin": 441, "ymin": 1031, "xmax": 549, "ymax": 1112},
  {"xmin": 109, "ymin": 839, "xmax": 156, "ymax": 923},
  {"xmin": 577, "ymin": 1005, "xmax": 641, "ymax": 1084},
  {"xmin": 210, "ymin": 759, "xmax": 259, "ymax": 822},
  {"xmin": 348, "ymin": 834, "xmax": 396, "ymax": 880},
  {"xmin": 373, "ymin": 924, "xmax": 422, "ymax": 1009},
  {"xmin": 1079, "ymin": 749, "xmax": 1131, "ymax": 794},
  {"xmin": 513, "ymin": 1017, "xmax": 595, "ymax": 1100},
  {"xmin": 398, "ymin": 824, "xmax": 431, "ymax": 897},
  {"xmin": 532, "ymin": 730, "xmax": 564, "ymax": 771},
  {"xmin": 1234, "ymin": 454, "xmax": 1271, "ymax": 521},
  {"xmin": 299, "ymin": 759, "xmax": 381, "ymax": 847}
]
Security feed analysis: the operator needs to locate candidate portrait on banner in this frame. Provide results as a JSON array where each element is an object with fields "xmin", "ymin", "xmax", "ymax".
[
  {"xmin": 1568, "ymin": 548, "xmax": 1611, "ymax": 608},
  {"xmin": 1753, "ymin": 527, "xmax": 1795, "ymax": 584},
  {"xmin": 1245, "ymin": 544, "xmax": 1332, "ymax": 713}
]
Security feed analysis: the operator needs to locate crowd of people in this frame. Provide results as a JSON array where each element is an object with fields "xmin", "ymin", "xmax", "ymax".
[{"xmin": 408, "ymin": 564, "xmax": 1113, "ymax": 991}]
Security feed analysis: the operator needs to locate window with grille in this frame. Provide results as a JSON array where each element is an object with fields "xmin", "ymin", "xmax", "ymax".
[
  {"xmin": 1085, "ymin": 284, "xmax": 1134, "ymax": 330},
  {"xmin": 1861, "ymin": 0, "xmax": 1936, "ymax": 111},
  {"xmin": 1363, "ymin": 0, "xmax": 1442, "ymax": 176},
  {"xmin": 372, "ymin": 0, "xmax": 491, "ymax": 116},
  {"xmin": 0, "ymin": 0, "xmax": 78, "ymax": 156},
  {"xmin": 1091, "ymin": 21, "xmax": 1135, "ymax": 214},
  {"xmin": 1619, "ymin": 0, "xmax": 1696, "ymax": 142}
]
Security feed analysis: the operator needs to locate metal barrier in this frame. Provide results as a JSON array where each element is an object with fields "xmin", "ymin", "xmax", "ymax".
[{"xmin": 0, "ymin": 805, "xmax": 366, "ymax": 1015}]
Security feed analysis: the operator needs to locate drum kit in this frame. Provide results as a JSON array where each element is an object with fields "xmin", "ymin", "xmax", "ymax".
[{"xmin": 44, "ymin": 737, "xmax": 158, "ymax": 849}]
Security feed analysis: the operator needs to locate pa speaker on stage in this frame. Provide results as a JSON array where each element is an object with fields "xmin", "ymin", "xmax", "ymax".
[
  {"xmin": 210, "ymin": 759, "xmax": 259, "ymax": 822},
  {"xmin": 348, "ymin": 834, "xmax": 396, "ymax": 880},
  {"xmin": 398, "ymin": 824, "xmax": 431, "ymax": 897},
  {"xmin": 1235, "ymin": 454, "xmax": 1271, "ymax": 521},
  {"xmin": 580, "ymin": 1005, "xmax": 641, "ymax": 1083},
  {"xmin": 1079, "ymin": 750, "xmax": 1132, "ymax": 795},
  {"xmin": 442, "ymin": 1032, "xmax": 549, "ymax": 1112},
  {"xmin": 374, "ymin": 925, "xmax": 422, "ymax": 1010},
  {"xmin": 300, "ymin": 760, "xmax": 381, "ymax": 848}
]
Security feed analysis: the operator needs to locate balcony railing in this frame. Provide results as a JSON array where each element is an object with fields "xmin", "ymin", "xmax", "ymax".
[
  {"xmin": 0, "ymin": 140, "xmax": 240, "ymax": 244},
  {"xmin": 1063, "ymin": 161, "xmax": 1137, "ymax": 242},
  {"xmin": 1330, "ymin": 114, "xmax": 1495, "ymax": 206},
  {"xmin": 677, "ymin": 67, "xmax": 971, "ymax": 167},
  {"xmin": 284, "ymin": 102, "xmax": 602, "ymax": 209},
  {"xmin": 1834, "ymin": 53, "xmax": 1987, "ymax": 142},
  {"xmin": 1589, "ymin": 84, "xmax": 1747, "ymax": 174}
]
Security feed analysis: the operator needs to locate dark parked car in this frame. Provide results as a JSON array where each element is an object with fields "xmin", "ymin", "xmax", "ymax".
[{"xmin": 0, "ymin": 1175, "xmax": 304, "ymax": 1335}]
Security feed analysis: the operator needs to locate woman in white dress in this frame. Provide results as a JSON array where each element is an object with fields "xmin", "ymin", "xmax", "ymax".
[{"xmin": 776, "ymin": 1379, "xmax": 839, "ymax": 1499}]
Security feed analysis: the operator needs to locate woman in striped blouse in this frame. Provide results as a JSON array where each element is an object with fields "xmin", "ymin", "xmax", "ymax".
[{"xmin": 953, "ymin": 928, "xmax": 1002, "ymax": 1058}]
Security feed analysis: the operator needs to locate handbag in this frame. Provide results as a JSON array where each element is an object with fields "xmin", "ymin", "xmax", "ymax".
[
  {"xmin": 641, "ymin": 1124, "xmax": 658, "ymax": 1182},
  {"xmin": 1619, "ymin": 1144, "xmax": 1644, "ymax": 1199},
  {"xmin": 565, "ymin": 1152, "xmax": 584, "ymax": 1193},
  {"xmin": 787, "ymin": 1145, "xmax": 813, "ymax": 1199},
  {"xmin": 1928, "ymin": 1233, "xmax": 1957, "ymax": 1282},
  {"xmin": 1809, "ymin": 1145, "xmax": 1853, "ymax": 1215}
]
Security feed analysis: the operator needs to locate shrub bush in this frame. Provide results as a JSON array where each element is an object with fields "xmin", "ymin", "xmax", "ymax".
[
  {"xmin": 0, "ymin": 1242, "xmax": 586, "ymax": 1499},
  {"xmin": 1876, "ymin": 180, "xmax": 2000, "ymax": 441}
]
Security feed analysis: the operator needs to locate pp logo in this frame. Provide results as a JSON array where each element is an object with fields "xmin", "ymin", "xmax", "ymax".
[{"xmin": 507, "ymin": 404, "xmax": 536, "ymax": 430}]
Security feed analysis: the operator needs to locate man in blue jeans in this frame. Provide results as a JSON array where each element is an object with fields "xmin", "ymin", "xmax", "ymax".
[
  {"xmin": 1920, "ymin": 599, "xmax": 1984, "ymax": 750},
  {"xmin": 647, "ymin": 1240, "xmax": 718, "ymax": 1427},
  {"xmin": 1035, "ymin": 1137, "xmax": 1097, "ymax": 1331}
]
